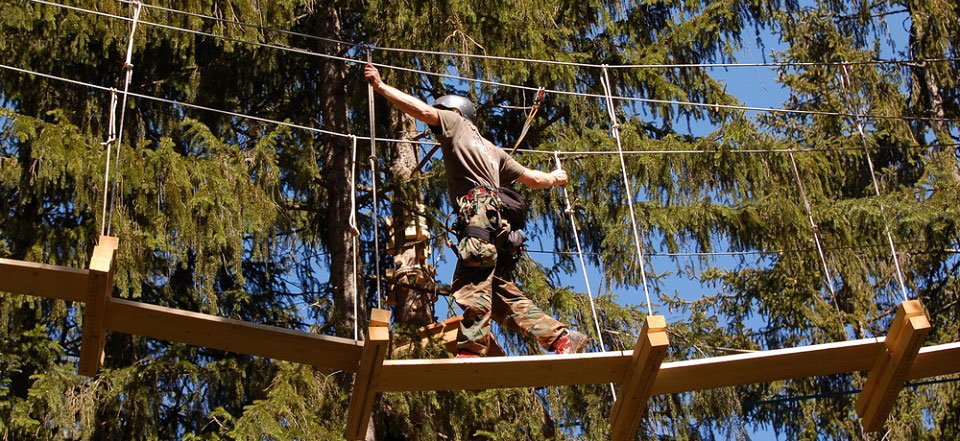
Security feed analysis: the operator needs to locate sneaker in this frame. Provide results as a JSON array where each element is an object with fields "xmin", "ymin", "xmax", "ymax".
[
  {"xmin": 455, "ymin": 350, "xmax": 480, "ymax": 359},
  {"xmin": 551, "ymin": 330, "xmax": 589, "ymax": 354}
]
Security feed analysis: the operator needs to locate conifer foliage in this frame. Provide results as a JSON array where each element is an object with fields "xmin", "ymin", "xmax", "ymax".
[{"xmin": 1, "ymin": 0, "xmax": 958, "ymax": 440}]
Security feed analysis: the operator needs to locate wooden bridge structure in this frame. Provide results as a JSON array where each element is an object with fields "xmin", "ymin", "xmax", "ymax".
[{"xmin": 2, "ymin": 237, "xmax": 958, "ymax": 440}]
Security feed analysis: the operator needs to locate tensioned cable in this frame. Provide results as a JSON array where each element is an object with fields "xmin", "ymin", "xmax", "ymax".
[
  {"xmin": 99, "ymin": 90, "xmax": 119, "ymax": 237},
  {"xmin": 554, "ymin": 152, "xmax": 615, "ymax": 399},
  {"xmin": 787, "ymin": 151, "xmax": 846, "ymax": 334},
  {"xmin": 601, "ymin": 65, "xmax": 655, "ymax": 316},
  {"xmin": 839, "ymin": 64, "xmax": 910, "ymax": 302},
  {"xmin": 106, "ymin": 0, "xmax": 143, "ymax": 236},
  {"xmin": 2, "ymin": 62, "xmax": 953, "ymax": 163},
  {"xmin": 348, "ymin": 135, "xmax": 361, "ymax": 342},
  {"xmin": 366, "ymin": 51, "xmax": 383, "ymax": 310},
  {"xmin": 28, "ymin": 0, "xmax": 960, "ymax": 125},
  {"xmin": 116, "ymin": 0, "xmax": 960, "ymax": 71}
]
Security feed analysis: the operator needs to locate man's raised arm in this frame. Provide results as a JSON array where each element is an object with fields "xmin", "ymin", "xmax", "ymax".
[{"xmin": 364, "ymin": 64, "xmax": 440, "ymax": 127}]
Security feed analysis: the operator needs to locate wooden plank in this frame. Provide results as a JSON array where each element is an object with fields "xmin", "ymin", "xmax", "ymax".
[
  {"xmin": 909, "ymin": 342, "xmax": 960, "ymax": 380},
  {"xmin": 610, "ymin": 316, "xmax": 669, "ymax": 441},
  {"xmin": 857, "ymin": 301, "xmax": 931, "ymax": 432},
  {"xmin": 346, "ymin": 321, "xmax": 390, "ymax": 440},
  {"xmin": 104, "ymin": 298, "xmax": 363, "ymax": 371},
  {"xmin": 652, "ymin": 337, "xmax": 885, "ymax": 395},
  {"xmin": 378, "ymin": 337, "xmax": 887, "ymax": 393},
  {"xmin": 0, "ymin": 258, "xmax": 89, "ymax": 302},
  {"xmin": 78, "ymin": 243, "xmax": 117, "ymax": 376},
  {"xmin": 379, "ymin": 351, "xmax": 630, "ymax": 392}
]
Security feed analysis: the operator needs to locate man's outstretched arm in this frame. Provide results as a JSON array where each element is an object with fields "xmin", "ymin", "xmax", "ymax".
[
  {"xmin": 364, "ymin": 64, "xmax": 440, "ymax": 127},
  {"xmin": 516, "ymin": 168, "xmax": 569, "ymax": 189}
]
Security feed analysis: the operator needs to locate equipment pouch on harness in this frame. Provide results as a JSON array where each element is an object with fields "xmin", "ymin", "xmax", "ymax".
[{"xmin": 455, "ymin": 188, "xmax": 501, "ymax": 268}]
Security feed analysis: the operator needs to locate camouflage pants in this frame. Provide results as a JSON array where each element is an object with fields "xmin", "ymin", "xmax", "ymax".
[{"xmin": 452, "ymin": 261, "xmax": 567, "ymax": 356}]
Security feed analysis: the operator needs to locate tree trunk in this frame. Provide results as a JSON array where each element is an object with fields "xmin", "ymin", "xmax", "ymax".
[
  {"xmin": 388, "ymin": 113, "xmax": 435, "ymax": 328},
  {"xmin": 316, "ymin": 4, "xmax": 363, "ymax": 340},
  {"xmin": 908, "ymin": 3, "xmax": 960, "ymax": 183}
]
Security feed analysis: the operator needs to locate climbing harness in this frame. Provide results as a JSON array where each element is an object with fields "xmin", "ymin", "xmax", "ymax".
[{"xmin": 454, "ymin": 187, "xmax": 502, "ymax": 268}]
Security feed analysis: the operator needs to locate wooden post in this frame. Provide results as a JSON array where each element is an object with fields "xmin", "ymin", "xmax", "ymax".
[
  {"xmin": 856, "ymin": 300, "xmax": 930, "ymax": 432},
  {"xmin": 78, "ymin": 236, "xmax": 119, "ymax": 376},
  {"xmin": 609, "ymin": 315, "xmax": 669, "ymax": 441},
  {"xmin": 345, "ymin": 309, "xmax": 390, "ymax": 440}
]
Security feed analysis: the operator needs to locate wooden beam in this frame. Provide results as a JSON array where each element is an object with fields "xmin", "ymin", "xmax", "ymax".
[
  {"xmin": 378, "ymin": 337, "xmax": 889, "ymax": 393},
  {"xmin": 610, "ymin": 316, "xmax": 669, "ymax": 441},
  {"xmin": 346, "ymin": 316, "xmax": 390, "ymax": 440},
  {"xmin": 78, "ymin": 240, "xmax": 118, "ymax": 376},
  {"xmin": 856, "ymin": 300, "xmax": 931, "ymax": 432},
  {"xmin": 0, "ymin": 258, "xmax": 89, "ymax": 302},
  {"xmin": 370, "ymin": 308, "xmax": 391, "ymax": 328},
  {"xmin": 653, "ymin": 337, "xmax": 885, "ymax": 395},
  {"xmin": 379, "ymin": 351, "xmax": 630, "ymax": 392},
  {"xmin": 104, "ymin": 298, "xmax": 363, "ymax": 371},
  {"xmin": 909, "ymin": 342, "xmax": 960, "ymax": 380}
]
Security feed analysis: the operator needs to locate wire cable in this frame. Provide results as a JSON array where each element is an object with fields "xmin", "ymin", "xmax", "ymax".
[
  {"xmin": 839, "ymin": 64, "xmax": 910, "ymax": 301},
  {"xmin": 787, "ymin": 151, "xmax": 846, "ymax": 334},
  {"xmin": 25, "ymin": 0, "xmax": 960, "ymax": 125},
  {"xmin": 117, "ymin": 0, "xmax": 960, "ymax": 71},
  {"xmin": 99, "ymin": 90, "xmax": 119, "ymax": 237},
  {"xmin": 366, "ymin": 50, "xmax": 384, "ymax": 310},
  {"xmin": 554, "ymin": 152, "xmax": 615, "ymax": 399},
  {"xmin": 107, "ymin": 0, "xmax": 143, "ymax": 236},
  {"xmin": 348, "ymin": 135, "xmax": 360, "ymax": 342},
  {"xmin": 601, "ymin": 65, "xmax": 655, "ymax": 316}
]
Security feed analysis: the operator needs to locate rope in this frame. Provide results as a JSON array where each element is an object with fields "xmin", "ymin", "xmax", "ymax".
[
  {"xmin": 107, "ymin": 0, "xmax": 143, "ymax": 236},
  {"xmin": 25, "ymin": 1, "xmax": 960, "ymax": 125},
  {"xmin": 99, "ymin": 90, "xmax": 119, "ymax": 237},
  {"xmin": 554, "ymin": 152, "xmax": 617, "ymax": 400},
  {"xmin": 349, "ymin": 135, "xmax": 360, "ymax": 341},
  {"xmin": 838, "ymin": 64, "xmax": 910, "ymax": 302},
  {"xmin": 3, "ymin": 63, "xmax": 956, "ymax": 162},
  {"xmin": 366, "ymin": 50, "xmax": 383, "ymax": 309},
  {"xmin": 600, "ymin": 65, "xmax": 655, "ymax": 316},
  {"xmin": 116, "ymin": 0, "xmax": 958, "ymax": 71},
  {"xmin": 509, "ymin": 87, "xmax": 545, "ymax": 154},
  {"xmin": 787, "ymin": 151, "xmax": 846, "ymax": 334}
]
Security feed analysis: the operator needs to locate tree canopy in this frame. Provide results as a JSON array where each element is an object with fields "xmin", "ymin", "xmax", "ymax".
[{"xmin": 1, "ymin": 0, "xmax": 958, "ymax": 440}]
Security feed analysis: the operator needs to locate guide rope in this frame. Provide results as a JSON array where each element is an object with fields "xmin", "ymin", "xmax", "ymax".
[
  {"xmin": 349, "ymin": 135, "xmax": 361, "ymax": 341},
  {"xmin": 839, "ymin": 65, "xmax": 909, "ymax": 302},
  {"xmin": 367, "ymin": 50, "xmax": 384, "ymax": 309},
  {"xmin": 107, "ymin": 0, "xmax": 143, "ymax": 236},
  {"xmin": 787, "ymin": 151, "xmax": 846, "ymax": 334},
  {"xmin": 600, "ymin": 65, "xmax": 655, "ymax": 316},
  {"xmin": 554, "ymin": 152, "xmax": 617, "ymax": 399}
]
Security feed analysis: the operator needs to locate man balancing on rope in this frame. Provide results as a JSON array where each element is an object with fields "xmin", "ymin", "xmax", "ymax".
[{"xmin": 364, "ymin": 64, "xmax": 589, "ymax": 358}]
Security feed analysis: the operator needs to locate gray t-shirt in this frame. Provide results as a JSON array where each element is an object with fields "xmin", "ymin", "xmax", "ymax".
[{"xmin": 431, "ymin": 109, "xmax": 526, "ymax": 203}]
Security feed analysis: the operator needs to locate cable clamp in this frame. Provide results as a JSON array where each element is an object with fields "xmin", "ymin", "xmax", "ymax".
[{"xmin": 122, "ymin": 62, "xmax": 134, "ymax": 70}]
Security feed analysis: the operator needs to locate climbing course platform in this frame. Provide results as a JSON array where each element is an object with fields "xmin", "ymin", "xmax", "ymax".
[{"xmin": 2, "ymin": 242, "xmax": 959, "ymax": 441}]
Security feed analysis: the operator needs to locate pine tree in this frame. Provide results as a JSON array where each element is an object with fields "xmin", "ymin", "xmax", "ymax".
[{"xmin": 1, "ymin": 0, "xmax": 957, "ymax": 440}]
